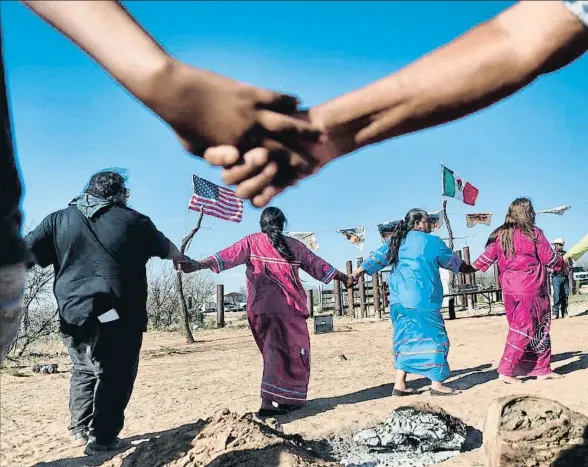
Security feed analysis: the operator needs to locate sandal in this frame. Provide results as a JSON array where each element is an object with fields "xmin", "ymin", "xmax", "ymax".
[
  {"xmin": 393, "ymin": 388, "xmax": 418, "ymax": 397},
  {"xmin": 430, "ymin": 388, "xmax": 461, "ymax": 396}
]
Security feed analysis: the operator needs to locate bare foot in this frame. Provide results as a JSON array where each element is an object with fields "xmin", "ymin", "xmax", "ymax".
[
  {"xmin": 537, "ymin": 373, "xmax": 563, "ymax": 380},
  {"xmin": 499, "ymin": 374, "xmax": 523, "ymax": 385}
]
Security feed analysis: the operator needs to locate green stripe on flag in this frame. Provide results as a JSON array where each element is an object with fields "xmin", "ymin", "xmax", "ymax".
[{"xmin": 442, "ymin": 166, "xmax": 456, "ymax": 198}]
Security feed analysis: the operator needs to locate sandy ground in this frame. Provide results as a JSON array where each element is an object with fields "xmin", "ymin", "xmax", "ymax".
[{"xmin": 1, "ymin": 302, "xmax": 588, "ymax": 467}]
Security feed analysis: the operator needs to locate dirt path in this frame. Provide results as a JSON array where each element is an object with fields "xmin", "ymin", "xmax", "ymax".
[{"xmin": 2, "ymin": 304, "xmax": 587, "ymax": 466}]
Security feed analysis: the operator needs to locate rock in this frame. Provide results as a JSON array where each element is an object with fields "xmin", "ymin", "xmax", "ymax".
[
  {"xmin": 354, "ymin": 403, "xmax": 467, "ymax": 453},
  {"xmin": 337, "ymin": 354, "xmax": 348, "ymax": 361},
  {"xmin": 32, "ymin": 364, "xmax": 58, "ymax": 374},
  {"xmin": 484, "ymin": 395, "xmax": 588, "ymax": 467}
]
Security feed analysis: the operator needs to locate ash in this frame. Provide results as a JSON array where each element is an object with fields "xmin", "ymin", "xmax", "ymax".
[{"xmin": 329, "ymin": 404, "xmax": 478, "ymax": 467}]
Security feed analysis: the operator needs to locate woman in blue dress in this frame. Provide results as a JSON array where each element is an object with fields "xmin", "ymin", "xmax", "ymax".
[{"xmin": 353, "ymin": 209, "xmax": 473, "ymax": 396}]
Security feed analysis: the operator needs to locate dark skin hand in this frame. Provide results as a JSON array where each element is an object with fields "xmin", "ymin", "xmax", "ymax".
[{"xmin": 459, "ymin": 263, "xmax": 478, "ymax": 275}]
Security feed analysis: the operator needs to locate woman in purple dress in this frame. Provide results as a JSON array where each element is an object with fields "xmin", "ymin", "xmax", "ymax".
[
  {"xmin": 178, "ymin": 207, "xmax": 349, "ymax": 416},
  {"xmin": 471, "ymin": 198, "xmax": 567, "ymax": 383}
]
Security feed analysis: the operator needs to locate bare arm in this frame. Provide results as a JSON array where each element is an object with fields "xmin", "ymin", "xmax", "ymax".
[
  {"xmin": 20, "ymin": 1, "xmax": 320, "ymax": 158},
  {"xmin": 21, "ymin": 1, "xmax": 172, "ymax": 106},
  {"xmin": 312, "ymin": 1, "xmax": 588, "ymax": 156},
  {"xmin": 216, "ymin": 1, "xmax": 588, "ymax": 205}
]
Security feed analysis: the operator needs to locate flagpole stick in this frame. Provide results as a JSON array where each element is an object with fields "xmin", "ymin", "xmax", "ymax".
[
  {"xmin": 176, "ymin": 207, "xmax": 205, "ymax": 345},
  {"xmin": 442, "ymin": 198, "xmax": 456, "ymax": 292}
]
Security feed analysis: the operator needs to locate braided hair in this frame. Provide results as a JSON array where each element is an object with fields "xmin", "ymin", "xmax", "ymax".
[
  {"xmin": 260, "ymin": 207, "xmax": 296, "ymax": 262},
  {"xmin": 386, "ymin": 208, "xmax": 430, "ymax": 266}
]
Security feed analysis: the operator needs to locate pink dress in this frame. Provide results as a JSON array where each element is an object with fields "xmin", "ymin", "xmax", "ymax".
[
  {"xmin": 206, "ymin": 232, "xmax": 340, "ymax": 406},
  {"xmin": 473, "ymin": 228, "xmax": 565, "ymax": 377}
]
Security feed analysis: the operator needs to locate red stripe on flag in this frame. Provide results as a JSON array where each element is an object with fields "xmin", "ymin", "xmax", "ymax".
[
  {"xmin": 463, "ymin": 182, "xmax": 479, "ymax": 206},
  {"xmin": 192, "ymin": 197, "xmax": 242, "ymax": 214}
]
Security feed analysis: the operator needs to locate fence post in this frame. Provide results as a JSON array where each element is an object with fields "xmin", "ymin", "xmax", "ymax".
[
  {"xmin": 373, "ymin": 272, "xmax": 381, "ymax": 319},
  {"xmin": 357, "ymin": 257, "xmax": 366, "ymax": 318},
  {"xmin": 493, "ymin": 262, "xmax": 502, "ymax": 301},
  {"xmin": 456, "ymin": 250, "xmax": 466, "ymax": 308},
  {"xmin": 216, "ymin": 284, "xmax": 225, "ymax": 328},
  {"xmin": 448, "ymin": 298, "xmax": 456, "ymax": 320},
  {"xmin": 307, "ymin": 289, "xmax": 314, "ymax": 317},
  {"xmin": 334, "ymin": 280, "xmax": 342, "ymax": 317},
  {"xmin": 462, "ymin": 247, "xmax": 474, "ymax": 308},
  {"xmin": 346, "ymin": 260, "xmax": 355, "ymax": 317}
]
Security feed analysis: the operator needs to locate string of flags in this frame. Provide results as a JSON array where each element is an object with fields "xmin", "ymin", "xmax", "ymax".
[
  {"xmin": 466, "ymin": 213, "xmax": 493, "ymax": 228},
  {"xmin": 537, "ymin": 205, "xmax": 572, "ymax": 215},
  {"xmin": 286, "ymin": 232, "xmax": 320, "ymax": 251},
  {"xmin": 186, "ymin": 174, "xmax": 573, "ymax": 248},
  {"xmin": 336, "ymin": 227, "xmax": 366, "ymax": 251},
  {"xmin": 376, "ymin": 210, "xmax": 443, "ymax": 241}
]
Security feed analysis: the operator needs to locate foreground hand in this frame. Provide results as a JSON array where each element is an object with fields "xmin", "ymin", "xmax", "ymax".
[
  {"xmin": 150, "ymin": 61, "xmax": 323, "ymax": 163},
  {"xmin": 205, "ymin": 110, "xmax": 341, "ymax": 207}
]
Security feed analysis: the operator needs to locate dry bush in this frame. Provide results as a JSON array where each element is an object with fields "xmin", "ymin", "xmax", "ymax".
[
  {"xmin": 146, "ymin": 261, "xmax": 216, "ymax": 331},
  {"xmin": 7, "ymin": 265, "xmax": 58, "ymax": 358}
]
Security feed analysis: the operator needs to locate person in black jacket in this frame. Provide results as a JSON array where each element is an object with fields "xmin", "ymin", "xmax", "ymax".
[{"xmin": 25, "ymin": 170, "xmax": 189, "ymax": 454}]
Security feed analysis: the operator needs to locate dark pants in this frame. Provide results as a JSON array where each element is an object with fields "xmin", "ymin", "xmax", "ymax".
[
  {"xmin": 62, "ymin": 321, "xmax": 143, "ymax": 444},
  {"xmin": 552, "ymin": 275, "xmax": 569, "ymax": 318}
]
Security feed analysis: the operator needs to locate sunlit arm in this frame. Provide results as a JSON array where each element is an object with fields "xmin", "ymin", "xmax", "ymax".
[
  {"xmin": 311, "ymin": 1, "xmax": 588, "ymax": 156},
  {"xmin": 21, "ymin": 1, "xmax": 181, "ymax": 109},
  {"xmin": 565, "ymin": 234, "xmax": 588, "ymax": 262}
]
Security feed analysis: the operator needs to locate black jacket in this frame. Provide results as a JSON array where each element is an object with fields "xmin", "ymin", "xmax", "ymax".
[{"xmin": 25, "ymin": 198, "xmax": 172, "ymax": 331}]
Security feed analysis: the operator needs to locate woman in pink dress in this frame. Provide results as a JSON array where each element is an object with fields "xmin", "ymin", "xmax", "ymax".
[
  {"xmin": 471, "ymin": 198, "xmax": 567, "ymax": 383},
  {"xmin": 178, "ymin": 207, "xmax": 349, "ymax": 416}
]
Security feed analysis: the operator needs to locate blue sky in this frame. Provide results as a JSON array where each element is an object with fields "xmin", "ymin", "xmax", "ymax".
[{"xmin": 2, "ymin": 1, "xmax": 587, "ymax": 292}]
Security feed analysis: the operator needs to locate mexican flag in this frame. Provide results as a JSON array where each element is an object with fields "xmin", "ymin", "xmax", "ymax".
[{"xmin": 442, "ymin": 166, "xmax": 479, "ymax": 206}]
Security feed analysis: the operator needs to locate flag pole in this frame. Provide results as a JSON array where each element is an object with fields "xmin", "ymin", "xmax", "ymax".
[{"xmin": 441, "ymin": 161, "xmax": 456, "ymax": 292}]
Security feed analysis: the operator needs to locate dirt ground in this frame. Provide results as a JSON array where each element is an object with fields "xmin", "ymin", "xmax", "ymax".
[{"xmin": 2, "ymin": 302, "xmax": 588, "ymax": 467}]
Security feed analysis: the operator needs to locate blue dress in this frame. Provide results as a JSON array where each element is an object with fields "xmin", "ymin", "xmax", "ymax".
[{"xmin": 361, "ymin": 231, "xmax": 462, "ymax": 382}]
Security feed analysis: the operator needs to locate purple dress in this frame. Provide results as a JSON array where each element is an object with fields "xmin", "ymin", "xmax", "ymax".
[
  {"xmin": 206, "ymin": 232, "xmax": 340, "ymax": 406},
  {"xmin": 473, "ymin": 228, "xmax": 565, "ymax": 377}
]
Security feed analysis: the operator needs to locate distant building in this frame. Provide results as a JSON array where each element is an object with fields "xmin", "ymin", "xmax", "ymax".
[{"xmin": 224, "ymin": 291, "xmax": 246, "ymax": 305}]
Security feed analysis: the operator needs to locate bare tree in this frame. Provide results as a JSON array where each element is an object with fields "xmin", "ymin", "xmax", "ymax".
[
  {"xmin": 8, "ymin": 265, "xmax": 58, "ymax": 357},
  {"xmin": 146, "ymin": 262, "xmax": 177, "ymax": 329},
  {"xmin": 176, "ymin": 208, "xmax": 205, "ymax": 344},
  {"xmin": 183, "ymin": 272, "xmax": 216, "ymax": 321}
]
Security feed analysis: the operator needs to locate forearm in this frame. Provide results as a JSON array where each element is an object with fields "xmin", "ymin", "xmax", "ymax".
[
  {"xmin": 311, "ymin": 1, "xmax": 588, "ymax": 155},
  {"xmin": 198, "ymin": 257, "xmax": 215, "ymax": 270},
  {"xmin": 334, "ymin": 271, "xmax": 347, "ymax": 282},
  {"xmin": 353, "ymin": 266, "xmax": 366, "ymax": 279},
  {"xmin": 22, "ymin": 1, "xmax": 177, "ymax": 106},
  {"xmin": 166, "ymin": 242, "xmax": 184, "ymax": 261},
  {"xmin": 566, "ymin": 234, "xmax": 588, "ymax": 261}
]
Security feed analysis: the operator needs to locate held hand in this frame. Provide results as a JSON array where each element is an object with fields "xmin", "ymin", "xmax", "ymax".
[
  {"xmin": 174, "ymin": 259, "xmax": 202, "ymax": 274},
  {"xmin": 205, "ymin": 109, "xmax": 341, "ymax": 207},
  {"xmin": 151, "ymin": 62, "xmax": 323, "ymax": 163}
]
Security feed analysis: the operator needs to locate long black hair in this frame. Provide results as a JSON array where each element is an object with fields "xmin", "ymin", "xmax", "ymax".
[
  {"xmin": 386, "ymin": 208, "xmax": 430, "ymax": 266},
  {"xmin": 260, "ymin": 207, "xmax": 296, "ymax": 262}
]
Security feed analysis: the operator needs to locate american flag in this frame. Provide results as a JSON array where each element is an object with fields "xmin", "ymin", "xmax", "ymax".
[{"xmin": 189, "ymin": 175, "xmax": 243, "ymax": 223}]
